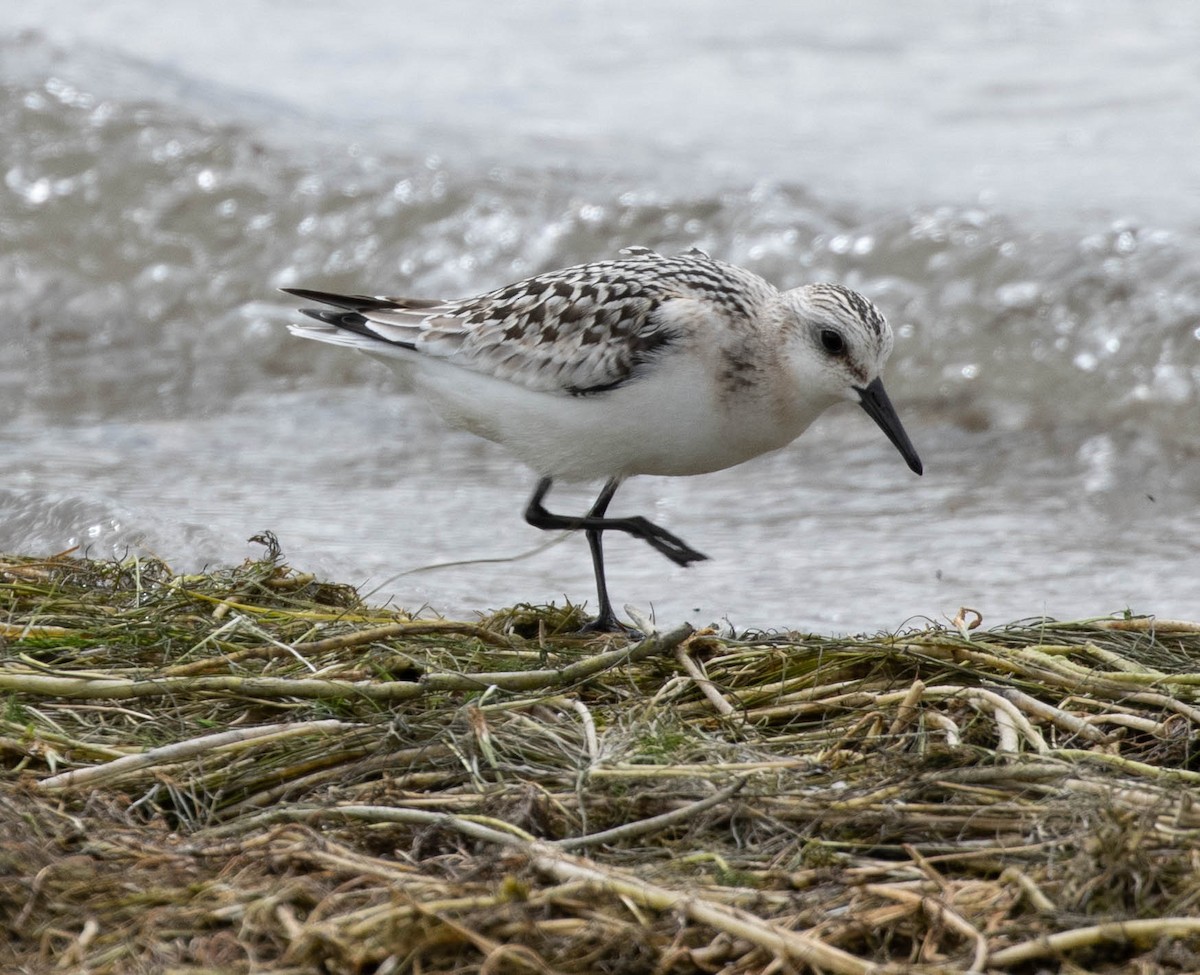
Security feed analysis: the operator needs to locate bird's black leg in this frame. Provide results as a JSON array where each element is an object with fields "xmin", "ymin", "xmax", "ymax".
[
  {"xmin": 524, "ymin": 478, "xmax": 708, "ymax": 567},
  {"xmin": 523, "ymin": 477, "xmax": 708, "ymax": 632},
  {"xmin": 581, "ymin": 478, "xmax": 620, "ymax": 632}
]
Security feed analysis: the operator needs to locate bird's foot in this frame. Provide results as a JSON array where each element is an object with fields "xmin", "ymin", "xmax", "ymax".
[
  {"xmin": 575, "ymin": 613, "xmax": 639, "ymax": 638},
  {"xmin": 627, "ymin": 517, "xmax": 708, "ymax": 567}
]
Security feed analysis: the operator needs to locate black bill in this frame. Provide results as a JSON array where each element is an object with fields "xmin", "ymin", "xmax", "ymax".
[{"xmin": 856, "ymin": 377, "xmax": 923, "ymax": 476}]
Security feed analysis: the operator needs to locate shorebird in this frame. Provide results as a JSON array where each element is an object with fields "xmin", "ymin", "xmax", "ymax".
[{"xmin": 285, "ymin": 247, "xmax": 922, "ymax": 631}]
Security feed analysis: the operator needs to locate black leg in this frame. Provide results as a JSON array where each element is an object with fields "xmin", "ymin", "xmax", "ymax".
[
  {"xmin": 524, "ymin": 478, "xmax": 708, "ymax": 567},
  {"xmin": 582, "ymin": 479, "xmax": 620, "ymax": 632},
  {"xmin": 523, "ymin": 477, "xmax": 708, "ymax": 633}
]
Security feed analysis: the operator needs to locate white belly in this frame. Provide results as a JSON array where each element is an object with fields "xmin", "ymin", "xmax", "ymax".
[{"xmin": 408, "ymin": 352, "xmax": 821, "ymax": 482}]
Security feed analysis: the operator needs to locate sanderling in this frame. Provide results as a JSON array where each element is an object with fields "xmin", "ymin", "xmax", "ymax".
[{"xmin": 285, "ymin": 246, "xmax": 922, "ymax": 632}]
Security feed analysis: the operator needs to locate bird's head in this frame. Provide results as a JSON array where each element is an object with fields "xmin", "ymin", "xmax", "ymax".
[{"xmin": 779, "ymin": 283, "xmax": 923, "ymax": 475}]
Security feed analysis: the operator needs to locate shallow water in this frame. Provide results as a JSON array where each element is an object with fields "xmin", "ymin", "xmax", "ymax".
[{"xmin": 2, "ymin": 3, "xmax": 1199, "ymax": 631}]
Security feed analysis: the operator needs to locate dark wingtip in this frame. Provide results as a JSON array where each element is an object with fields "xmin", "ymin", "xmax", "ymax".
[
  {"xmin": 296, "ymin": 307, "xmax": 369, "ymax": 327},
  {"xmin": 281, "ymin": 287, "xmax": 364, "ymax": 309},
  {"xmin": 283, "ymin": 288, "xmax": 373, "ymax": 330}
]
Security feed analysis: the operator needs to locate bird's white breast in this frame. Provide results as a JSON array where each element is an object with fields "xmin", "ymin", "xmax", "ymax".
[{"xmin": 407, "ymin": 341, "xmax": 823, "ymax": 482}]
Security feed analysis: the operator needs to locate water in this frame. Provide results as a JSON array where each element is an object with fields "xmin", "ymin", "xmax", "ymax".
[{"xmin": 2, "ymin": 2, "xmax": 1199, "ymax": 632}]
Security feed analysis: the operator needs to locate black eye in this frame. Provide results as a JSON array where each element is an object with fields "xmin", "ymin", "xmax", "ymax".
[{"xmin": 820, "ymin": 329, "xmax": 846, "ymax": 355}]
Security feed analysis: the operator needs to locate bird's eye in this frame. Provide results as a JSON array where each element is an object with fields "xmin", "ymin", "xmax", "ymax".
[{"xmin": 820, "ymin": 329, "xmax": 846, "ymax": 355}]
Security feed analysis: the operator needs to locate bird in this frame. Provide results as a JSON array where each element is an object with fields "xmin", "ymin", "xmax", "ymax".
[{"xmin": 284, "ymin": 246, "xmax": 922, "ymax": 632}]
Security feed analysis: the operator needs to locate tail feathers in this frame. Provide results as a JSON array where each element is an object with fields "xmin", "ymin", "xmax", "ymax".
[
  {"xmin": 283, "ymin": 288, "xmax": 421, "ymax": 351},
  {"xmin": 286, "ymin": 321, "xmax": 374, "ymax": 351}
]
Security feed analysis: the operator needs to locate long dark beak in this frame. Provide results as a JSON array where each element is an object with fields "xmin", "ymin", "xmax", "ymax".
[{"xmin": 856, "ymin": 377, "xmax": 923, "ymax": 475}]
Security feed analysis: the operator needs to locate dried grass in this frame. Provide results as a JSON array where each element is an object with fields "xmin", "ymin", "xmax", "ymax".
[{"xmin": 2, "ymin": 547, "xmax": 1200, "ymax": 973}]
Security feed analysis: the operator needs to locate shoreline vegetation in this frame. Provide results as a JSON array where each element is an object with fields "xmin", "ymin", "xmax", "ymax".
[{"xmin": 2, "ymin": 545, "xmax": 1199, "ymax": 973}]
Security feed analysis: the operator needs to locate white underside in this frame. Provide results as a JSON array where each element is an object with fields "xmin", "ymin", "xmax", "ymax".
[{"xmin": 290, "ymin": 323, "xmax": 828, "ymax": 482}]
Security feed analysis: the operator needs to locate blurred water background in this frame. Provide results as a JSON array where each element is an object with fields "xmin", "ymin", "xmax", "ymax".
[{"xmin": 2, "ymin": 1, "xmax": 1198, "ymax": 631}]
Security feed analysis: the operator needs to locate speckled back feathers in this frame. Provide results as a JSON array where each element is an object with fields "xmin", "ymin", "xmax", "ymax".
[{"xmin": 290, "ymin": 248, "xmax": 779, "ymax": 395}]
